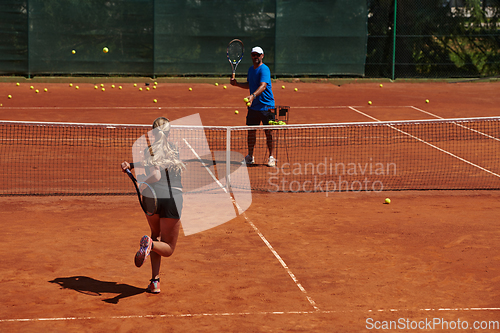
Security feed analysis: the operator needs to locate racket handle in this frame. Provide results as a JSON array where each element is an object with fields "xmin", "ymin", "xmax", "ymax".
[
  {"xmin": 232, "ymin": 72, "xmax": 235, "ymax": 79},
  {"xmin": 125, "ymin": 168, "xmax": 134, "ymax": 179}
]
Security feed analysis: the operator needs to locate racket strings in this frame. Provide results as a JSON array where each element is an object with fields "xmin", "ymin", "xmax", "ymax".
[{"xmin": 228, "ymin": 43, "xmax": 243, "ymax": 64}]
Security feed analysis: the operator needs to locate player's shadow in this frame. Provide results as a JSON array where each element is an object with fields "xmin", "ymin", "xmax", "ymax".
[{"xmin": 49, "ymin": 276, "xmax": 146, "ymax": 304}]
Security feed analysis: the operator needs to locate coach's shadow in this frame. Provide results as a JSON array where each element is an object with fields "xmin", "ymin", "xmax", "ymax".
[{"xmin": 49, "ymin": 276, "xmax": 146, "ymax": 304}]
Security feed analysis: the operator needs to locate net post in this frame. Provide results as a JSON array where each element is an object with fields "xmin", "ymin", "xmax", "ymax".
[
  {"xmin": 226, "ymin": 126, "xmax": 231, "ymax": 192},
  {"xmin": 391, "ymin": 0, "xmax": 397, "ymax": 81}
]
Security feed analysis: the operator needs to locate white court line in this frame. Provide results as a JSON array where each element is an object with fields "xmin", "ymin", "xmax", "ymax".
[
  {"xmin": 2, "ymin": 307, "xmax": 500, "ymax": 323},
  {"xmin": 348, "ymin": 106, "xmax": 500, "ymax": 179},
  {"xmin": 410, "ymin": 105, "xmax": 500, "ymax": 143},
  {"xmin": 182, "ymin": 139, "xmax": 319, "ymax": 312}
]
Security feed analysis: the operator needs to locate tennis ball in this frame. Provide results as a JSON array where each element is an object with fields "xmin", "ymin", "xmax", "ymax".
[
  {"xmin": 379, "ymin": 84, "xmax": 383, "ymax": 88},
  {"xmin": 385, "ymin": 198, "xmax": 391, "ymax": 204},
  {"xmin": 139, "ymin": 87, "xmax": 142, "ymax": 91},
  {"xmin": 111, "ymin": 84, "xmax": 115, "ymax": 88},
  {"xmin": 146, "ymin": 87, "xmax": 150, "ymax": 91},
  {"xmin": 94, "ymin": 85, "xmax": 98, "ymax": 89},
  {"xmin": 103, "ymin": 47, "xmax": 109, "ymax": 53},
  {"xmin": 35, "ymin": 89, "xmax": 39, "ymax": 93},
  {"xmin": 294, "ymin": 88, "xmax": 298, "ymax": 91},
  {"xmin": 8, "ymin": 94, "xmax": 12, "ymax": 99},
  {"xmin": 368, "ymin": 101, "xmax": 372, "ymax": 105},
  {"xmin": 243, "ymin": 97, "xmax": 249, "ymax": 102},
  {"xmin": 72, "ymin": 50, "xmax": 76, "ymax": 54},
  {"xmin": 69, "ymin": 83, "xmax": 73, "ymax": 87},
  {"xmin": 30, "ymin": 86, "xmax": 34, "ymax": 90},
  {"xmin": 189, "ymin": 87, "xmax": 192, "ymax": 91},
  {"xmin": 133, "ymin": 83, "xmax": 137, "ymax": 87},
  {"xmin": 16, "ymin": 82, "xmax": 20, "ymax": 86},
  {"xmin": 235, "ymin": 110, "xmax": 239, "ymax": 114},
  {"xmin": 247, "ymin": 102, "xmax": 251, "ymax": 106},
  {"xmin": 119, "ymin": 86, "xmax": 122, "ymax": 89},
  {"xmin": 154, "ymin": 82, "xmax": 158, "ymax": 85},
  {"xmin": 100, "ymin": 84, "xmax": 104, "ymax": 87},
  {"xmin": 44, "ymin": 88, "xmax": 48, "ymax": 92},
  {"xmin": 153, "ymin": 86, "xmax": 156, "ymax": 89},
  {"xmin": 101, "ymin": 88, "xmax": 105, "ymax": 92},
  {"xmin": 75, "ymin": 86, "xmax": 79, "ymax": 89},
  {"xmin": 153, "ymin": 99, "xmax": 157, "ymax": 103},
  {"xmin": 268, "ymin": 120, "xmax": 274, "ymax": 125},
  {"xmin": 223, "ymin": 85, "xmax": 227, "ymax": 89},
  {"xmin": 425, "ymin": 99, "xmax": 430, "ymax": 103},
  {"xmin": 282, "ymin": 85, "xmax": 285, "ymax": 89},
  {"xmin": 215, "ymin": 83, "xmax": 219, "ymax": 86}
]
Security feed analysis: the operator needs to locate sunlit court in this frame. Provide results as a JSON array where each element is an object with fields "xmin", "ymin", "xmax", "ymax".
[{"xmin": 1, "ymin": 79, "xmax": 500, "ymax": 332}]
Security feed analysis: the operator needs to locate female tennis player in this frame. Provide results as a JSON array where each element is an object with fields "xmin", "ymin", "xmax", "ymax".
[{"xmin": 121, "ymin": 117, "xmax": 185, "ymax": 294}]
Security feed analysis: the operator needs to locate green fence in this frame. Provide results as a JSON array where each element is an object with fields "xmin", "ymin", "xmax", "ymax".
[
  {"xmin": 1, "ymin": 0, "xmax": 499, "ymax": 79},
  {"xmin": 0, "ymin": 0, "xmax": 367, "ymax": 77}
]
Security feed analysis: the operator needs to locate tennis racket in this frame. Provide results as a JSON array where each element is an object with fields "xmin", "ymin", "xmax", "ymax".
[
  {"xmin": 227, "ymin": 39, "xmax": 244, "ymax": 79},
  {"xmin": 125, "ymin": 169, "xmax": 157, "ymax": 216}
]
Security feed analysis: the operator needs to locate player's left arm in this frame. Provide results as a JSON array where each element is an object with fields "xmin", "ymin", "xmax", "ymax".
[{"xmin": 248, "ymin": 82, "xmax": 267, "ymax": 103}]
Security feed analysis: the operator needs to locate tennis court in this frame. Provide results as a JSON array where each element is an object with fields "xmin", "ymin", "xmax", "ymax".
[{"xmin": 1, "ymin": 80, "xmax": 500, "ymax": 332}]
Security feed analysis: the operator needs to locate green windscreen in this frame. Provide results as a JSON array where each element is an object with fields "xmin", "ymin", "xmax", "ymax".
[{"xmin": 0, "ymin": 0, "xmax": 368, "ymax": 77}]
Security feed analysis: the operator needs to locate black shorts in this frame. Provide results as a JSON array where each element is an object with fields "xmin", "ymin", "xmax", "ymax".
[
  {"xmin": 246, "ymin": 108, "xmax": 275, "ymax": 126},
  {"xmin": 146, "ymin": 188, "xmax": 183, "ymax": 219}
]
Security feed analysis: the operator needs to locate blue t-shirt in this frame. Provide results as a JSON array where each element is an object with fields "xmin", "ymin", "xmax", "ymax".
[{"xmin": 247, "ymin": 64, "xmax": 275, "ymax": 111}]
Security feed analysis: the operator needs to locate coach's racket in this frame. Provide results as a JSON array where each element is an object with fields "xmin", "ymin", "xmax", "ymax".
[
  {"xmin": 125, "ymin": 169, "xmax": 157, "ymax": 216},
  {"xmin": 227, "ymin": 39, "xmax": 244, "ymax": 79}
]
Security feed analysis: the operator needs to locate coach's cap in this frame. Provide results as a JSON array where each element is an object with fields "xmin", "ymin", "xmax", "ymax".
[{"xmin": 251, "ymin": 46, "xmax": 264, "ymax": 55}]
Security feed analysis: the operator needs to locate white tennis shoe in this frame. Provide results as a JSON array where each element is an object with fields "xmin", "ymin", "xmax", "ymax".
[{"xmin": 267, "ymin": 156, "xmax": 276, "ymax": 167}]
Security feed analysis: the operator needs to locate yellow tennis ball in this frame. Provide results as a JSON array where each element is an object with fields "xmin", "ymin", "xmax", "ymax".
[
  {"xmin": 215, "ymin": 83, "xmax": 219, "ymax": 86},
  {"xmin": 69, "ymin": 83, "xmax": 73, "ymax": 87},
  {"xmin": 235, "ymin": 110, "xmax": 239, "ymax": 114},
  {"xmin": 111, "ymin": 84, "xmax": 115, "ymax": 88},
  {"xmin": 223, "ymin": 85, "xmax": 227, "ymax": 89},
  {"xmin": 189, "ymin": 87, "xmax": 192, "ymax": 91},
  {"xmin": 44, "ymin": 88, "xmax": 48, "ymax": 92},
  {"xmin": 426, "ymin": 99, "xmax": 430, "ymax": 103},
  {"xmin": 72, "ymin": 50, "xmax": 76, "ymax": 54},
  {"xmin": 385, "ymin": 198, "xmax": 391, "ymax": 204},
  {"xmin": 294, "ymin": 88, "xmax": 298, "ymax": 91},
  {"xmin": 75, "ymin": 86, "xmax": 79, "ymax": 89},
  {"xmin": 16, "ymin": 82, "xmax": 20, "ymax": 86},
  {"xmin": 368, "ymin": 101, "xmax": 372, "ymax": 105},
  {"xmin": 282, "ymin": 85, "xmax": 285, "ymax": 89},
  {"xmin": 139, "ymin": 87, "xmax": 142, "ymax": 91},
  {"xmin": 246, "ymin": 102, "xmax": 251, "ymax": 106},
  {"xmin": 146, "ymin": 87, "xmax": 150, "ymax": 91},
  {"xmin": 133, "ymin": 83, "xmax": 137, "ymax": 87},
  {"xmin": 153, "ymin": 86, "xmax": 156, "ymax": 89},
  {"xmin": 30, "ymin": 86, "xmax": 34, "ymax": 90},
  {"xmin": 8, "ymin": 94, "xmax": 12, "ymax": 99},
  {"xmin": 379, "ymin": 84, "xmax": 383, "ymax": 88},
  {"xmin": 243, "ymin": 97, "xmax": 249, "ymax": 102},
  {"xmin": 154, "ymin": 82, "xmax": 158, "ymax": 85},
  {"xmin": 35, "ymin": 89, "xmax": 39, "ymax": 93},
  {"xmin": 153, "ymin": 99, "xmax": 157, "ymax": 103},
  {"xmin": 101, "ymin": 88, "xmax": 105, "ymax": 92},
  {"xmin": 94, "ymin": 85, "xmax": 98, "ymax": 89},
  {"xmin": 103, "ymin": 47, "xmax": 109, "ymax": 53},
  {"xmin": 100, "ymin": 84, "xmax": 104, "ymax": 87}
]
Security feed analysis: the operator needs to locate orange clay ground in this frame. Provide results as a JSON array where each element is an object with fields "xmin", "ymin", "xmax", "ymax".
[{"xmin": 1, "ymin": 80, "xmax": 500, "ymax": 332}]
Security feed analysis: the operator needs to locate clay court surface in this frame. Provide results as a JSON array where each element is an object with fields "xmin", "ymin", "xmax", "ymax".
[{"xmin": 1, "ymin": 80, "xmax": 500, "ymax": 332}]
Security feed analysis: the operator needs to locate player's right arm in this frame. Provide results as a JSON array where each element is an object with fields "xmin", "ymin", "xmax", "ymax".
[{"xmin": 230, "ymin": 78, "xmax": 249, "ymax": 89}]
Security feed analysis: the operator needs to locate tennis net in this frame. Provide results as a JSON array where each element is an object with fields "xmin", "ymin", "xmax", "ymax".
[{"xmin": 1, "ymin": 117, "xmax": 500, "ymax": 196}]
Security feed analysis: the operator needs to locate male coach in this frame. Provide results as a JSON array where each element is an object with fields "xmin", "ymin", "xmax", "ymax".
[{"xmin": 230, "ymin": 46, "xmax": 276, "ymax": 167}]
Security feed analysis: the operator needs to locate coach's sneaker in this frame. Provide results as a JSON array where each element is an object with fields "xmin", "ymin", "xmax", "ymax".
[
  {"xmin": 267, "ymin": 156, "xmax": 276, "ymax": 167},
  {"xmin": 244, "ymin": 155, "xmax": 254, "ymax": 165},
  {"xmin": 147, "ymin": 278, "xmax": 160, "ymax": 294},
  {"xmin": 134, "ymin": 235, "xmax": 153, "ymax": 268}
]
